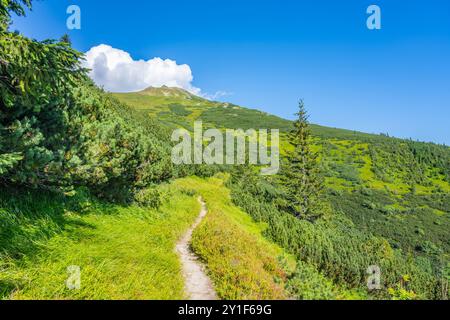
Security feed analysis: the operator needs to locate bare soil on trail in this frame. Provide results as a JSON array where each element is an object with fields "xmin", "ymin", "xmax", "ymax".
[{"xmin": 175, "ymin": 197, "xmax": 217, "ymax": 300}]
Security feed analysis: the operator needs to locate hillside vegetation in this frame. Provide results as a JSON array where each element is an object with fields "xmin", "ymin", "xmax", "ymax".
[
  {"xmin": 115, "ymin": 86, "xmax": 450, "ymax": 299},
  {"xmin": 0, "ymin": 185, "xmax": 199, "ymax": 299},
  {"xmin": 1, "ymin": 0, "xmax": 448, "ymax": 300},
  {"xmin": 2, "ymin": 174, "xmax": 310, "ymax": 299}
]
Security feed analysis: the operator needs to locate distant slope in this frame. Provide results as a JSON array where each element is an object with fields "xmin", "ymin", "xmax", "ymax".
[
  {"xmin": 112, "ymin": 87, "xmax": 450, "ymax": 192},
  {"xmin": 112, "ymin": 86, "xmax": 381, "ymax": 140}
]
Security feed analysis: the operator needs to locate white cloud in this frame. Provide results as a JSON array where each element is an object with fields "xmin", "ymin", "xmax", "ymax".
[{"xmin": 83, "ymin": 44, "xmax": 201, "ymax": 95}]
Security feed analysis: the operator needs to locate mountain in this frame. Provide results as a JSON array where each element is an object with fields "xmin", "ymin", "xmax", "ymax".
[
  {"xmin": 113, "ymin": 87, "xmax": 377, "ymax": 139},
  {"xmin": 139, "ymin": 86, "xmax": 199, "ymax": 99},
  {"xmin": 113, "ymin": 86, "xmax": 450, "ymax": 276}
]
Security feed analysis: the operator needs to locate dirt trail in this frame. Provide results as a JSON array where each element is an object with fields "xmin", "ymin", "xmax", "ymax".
[{"xmin": 175, "ymin": 197, "xmax": 217, "ymax": 300}]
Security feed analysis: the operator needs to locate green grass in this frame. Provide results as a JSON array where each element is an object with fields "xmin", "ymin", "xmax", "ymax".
[
  {"xmin": 174, "ymin": 175, "xmax": 291, "ymax": 300},
  {"xmin": 0, "ymin": 176, "xmax": 299, "ymax": 300},
  {"xmin": 0, "ymin": 185, "xmax": 199, "ymax": 300}
]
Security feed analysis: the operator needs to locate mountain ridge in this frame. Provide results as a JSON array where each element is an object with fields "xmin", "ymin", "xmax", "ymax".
[{"xmin": 112, "ymin": 86, "xmax": 450, "ymax": 146}]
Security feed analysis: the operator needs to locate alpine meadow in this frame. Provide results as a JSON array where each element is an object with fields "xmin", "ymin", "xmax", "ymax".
[{"xmin": 0, "ymin": 0, "xmax": 449, "ymax": 302}]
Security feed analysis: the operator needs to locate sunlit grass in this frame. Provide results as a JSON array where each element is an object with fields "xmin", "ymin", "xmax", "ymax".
[
  {"xmin": 0, "ymin": 186, "xmax": 199, "ymax": 300},
  {"xmin": 175, "ymin": 175, "xmax": 291, "ymax": 300}
]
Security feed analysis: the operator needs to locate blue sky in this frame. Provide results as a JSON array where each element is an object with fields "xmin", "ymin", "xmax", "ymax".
[{"xmin": 11, "ymin": 0, "xmax": 450, "ymax": 144}]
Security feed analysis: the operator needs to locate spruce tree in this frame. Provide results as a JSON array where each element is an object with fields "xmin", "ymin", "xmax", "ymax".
[
  {"xmin": 60, "ymin": 34, "xmax": 72, "ymax": 46},
  {"xmin": 281, "ymin": 100, "xmax": 324, "ymax": 220}
]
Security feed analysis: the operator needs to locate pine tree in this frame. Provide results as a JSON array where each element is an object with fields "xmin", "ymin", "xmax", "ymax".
[
  {"xmin": 281, "ymin": 100, "xmax": 324, "ymax": 220},
  {"xmin": 60, "ymin": 34, "xmax": 72, "ymax": 46},
  {"xmin": 0, "ymin": 0, "xmax": 32, "ymax": 31},
  {"xmin": 1, "ymin": 0, "xmax": 174, "ymax": 199}
]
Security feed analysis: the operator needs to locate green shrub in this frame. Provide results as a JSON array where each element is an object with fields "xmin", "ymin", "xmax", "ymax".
[
  {"xmin": 228, "ymin": 168, "xmax": 442, "ymax": 299},
  {"xmin": 286, "ymin": 261, "xmax": 338, "ymax": 300},
  {"xmin": 168, "ymin": 104, "xmax": 192, "ymax": 117},
  {"xmin": 180, "ymin": 188, "xmax": 197, "ymax": 197},
  {"xmin": 0, "ymin": 31, "xmax": 86, "ymax": 188},
  {"xmin": 362, "ymin": 200, "xmax": 376, "ymax": 210},
  {"xmin": 134, "ymin": 188, "xmax": 162, "ymax": 209}
]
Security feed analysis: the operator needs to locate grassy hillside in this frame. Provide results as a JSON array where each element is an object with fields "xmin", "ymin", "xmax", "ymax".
[
  {"xmin": 0, "ymin": 185, "xmax": 199, "ymax": 299},
  {"xmin": 1, "ymin": 176, "xmax": 305, "ymax": 300},
  {"xmin": 177, "ymin": 175, "xmax": 289, "ymax": 299},
  {"xmin": 112, "ymin": 86, "xmax": 375, "ymax": 137},
  {"xmin": 114, "ymin": 87, "xmax": 450, "ymax": 299},
  {"xmin": 2, "ymin": 0, "xmax": 448, "ymax": 301},
  {"xmin": 179, "ymin": 175, "xmax": 365, "ymax": 300}
]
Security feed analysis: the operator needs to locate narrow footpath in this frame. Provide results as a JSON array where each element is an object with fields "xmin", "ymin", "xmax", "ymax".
[{"xmin": 175, "ymin": 197, "xmax": 217, "ymax": 300}]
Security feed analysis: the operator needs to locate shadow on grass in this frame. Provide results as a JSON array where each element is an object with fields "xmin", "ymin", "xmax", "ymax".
[
  {"xmin": 0, "ymin": 279, "xmax": 21, "ymax": 299},
  {"xmin": 0, "ymin": 186, "xmax": 120, "ymax": 261}
]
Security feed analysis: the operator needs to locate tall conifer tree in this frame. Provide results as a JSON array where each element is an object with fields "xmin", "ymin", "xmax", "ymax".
[{"xmin": 282, "ymin": 100, "xmax": 323, "ymax": 220}]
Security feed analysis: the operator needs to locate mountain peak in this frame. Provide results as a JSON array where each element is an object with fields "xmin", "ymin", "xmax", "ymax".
[{"xmin": 139, "ymin": 86, "xmax": 197, "ymax": 99}]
